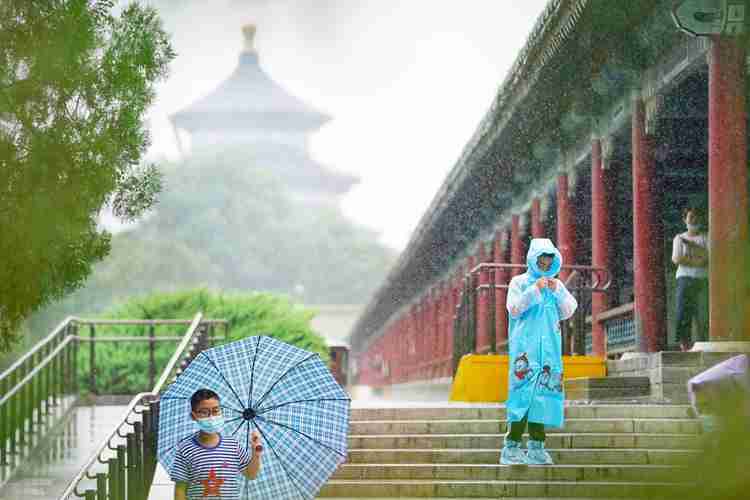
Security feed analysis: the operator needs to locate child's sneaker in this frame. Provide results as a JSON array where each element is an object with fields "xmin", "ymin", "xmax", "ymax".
[
  {"xmin": 499, "ymin": 437, "xmax": 526, "ymax": 465},
  {"xmin": 525, "ymin": 439, "xmax": 554, "ymax": 465}
]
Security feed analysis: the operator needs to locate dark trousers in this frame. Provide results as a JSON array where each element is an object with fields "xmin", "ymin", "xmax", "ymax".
[
  {"xmin": 674, "ymin": 277, "xmax": 708, "ymax": 345},
  {"xmin": 508, "ymin": 413, "xmax": 545, "ymax": 442}
]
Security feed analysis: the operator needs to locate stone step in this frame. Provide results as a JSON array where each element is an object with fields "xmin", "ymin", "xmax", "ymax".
[
  {"xmin": 345, "ymin": 448, "xmax": 699, "ymax": 466},
  {"xmin": 348, "ymin": 418, "xmax": 700, "ymax": 435},
  {"xmin": 349, "ymin": 404, "xmax": 693, "ymax": 421},
  {"xmin": 348, "ymin": 433, "xmax": 701, "ymax": 450},
  {"xmin": 564, "ymin": 377, "xmax": 650, "ymax": 400},
  {"xmin": 318, "ymin": 479, "xmax": 690, "ymax": 498},
  {"xmin": 332, "ymin": 464, "xmax": 685, "ymax": 482}
]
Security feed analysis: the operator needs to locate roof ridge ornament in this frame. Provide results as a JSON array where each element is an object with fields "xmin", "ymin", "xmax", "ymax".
[{"xmin": 242, "ymin": 24, "xmax": 257, "ymax": 53}]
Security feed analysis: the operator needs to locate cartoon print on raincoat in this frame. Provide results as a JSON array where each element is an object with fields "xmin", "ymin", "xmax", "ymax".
[{"xmin": 505, "ymin": 238, "xmax": 577, "ymax": 428}]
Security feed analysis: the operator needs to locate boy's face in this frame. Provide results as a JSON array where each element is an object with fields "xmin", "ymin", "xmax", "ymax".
[
  {"xmin": 191, "ymin": 397, "xmax": 222, "ymax": 420},
  {"xmin": 537, "ymin": 254, "xmax": 554, "ymax": 272}
]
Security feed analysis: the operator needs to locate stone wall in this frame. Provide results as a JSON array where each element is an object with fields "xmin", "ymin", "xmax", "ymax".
[{"xmin": 607, "ymin": 352, "xmax": 745, "ymax": 404}]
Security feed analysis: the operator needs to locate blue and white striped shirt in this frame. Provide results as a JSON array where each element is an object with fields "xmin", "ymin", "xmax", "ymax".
[{"xmin": 170, "ymin": 433, "xmax": 251, "ymax": 499}]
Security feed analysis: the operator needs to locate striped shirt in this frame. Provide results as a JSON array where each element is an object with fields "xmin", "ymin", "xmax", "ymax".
[{"xmin": 170, "ymin": 433, "xmax": 251, "ymax": 500}]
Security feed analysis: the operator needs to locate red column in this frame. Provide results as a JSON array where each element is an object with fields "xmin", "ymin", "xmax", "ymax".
[
  {"xmin": 591, "ymin": 138, "xmax": 611, "ymax": 356},
  {"xmin": 531, "ymin": 198, "xmax": 545, "ymax": 238},
  {"xmin": 476, "ymin": 242, "xmax": 490, "ymax": 352},
  {"xmin": 511, "ymin": 214, "xmax": 524, "ymax": 276},
  {"xmin": 494, "ymin": 229, "xmax": 509, "ymax": 351},
  {"xmin": 408, "ymin": 305, "xmax": 417, "ymax": 381},
  {"xmin": 633, "ymin": 99, "xmax": 666, "ymax": 352},
  {"xmin": 557, "ymin": 173, "xmax": 577, "ymax": 280},
  {"xmin": 709, "ymin": 38, "xmax": 749, "ymax": 340}
]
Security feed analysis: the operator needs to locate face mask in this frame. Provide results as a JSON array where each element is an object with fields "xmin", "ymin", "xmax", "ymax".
[
  {"xmin": 196, "ymin": 415, "xmax": 225, "ymax": 434},
  {"xmin": 686, "ymin": 223, "xmax": 700, "ymax": 232}
]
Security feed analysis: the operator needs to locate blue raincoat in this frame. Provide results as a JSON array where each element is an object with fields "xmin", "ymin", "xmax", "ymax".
[{"xmin": 505, "ymin": 238, "xmax": 577, "ymax": 428}]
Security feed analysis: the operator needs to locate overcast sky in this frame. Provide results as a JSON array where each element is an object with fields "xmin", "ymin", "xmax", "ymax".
[{"xmin": 143, "ymin": 0, "xmax": 550, "ymax": 250}]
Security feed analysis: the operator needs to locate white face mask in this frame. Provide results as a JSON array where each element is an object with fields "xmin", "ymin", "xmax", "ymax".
[{"xmin": 686, "ymin": 223, "xmax": 700, "ymax": 232}]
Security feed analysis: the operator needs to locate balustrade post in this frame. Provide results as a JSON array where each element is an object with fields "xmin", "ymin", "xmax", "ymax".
[
  {"xmin": 89, "ymin": 324, "xmax": 96, "ymax": 394},
  {"xmin": 117, "ymin": 444, "xmax": 126, "ymax": 500},
  {"xmin": 126, "ymin": 432, "xmax": 138, "ymax": 499},
  {"xmin": 108, "ymin": 457, "xmax": 120, "ymax": 500},
  {"xmin": 85, "ymin": 490, "xmax": 96, "ymax": 500},
  {"xmin": 149, "ymin": 324, "xmax": 156, "ymax": 390},
  {"xmin": 96, "ymin": 472, "xmax": 107, "ymax": 500}
]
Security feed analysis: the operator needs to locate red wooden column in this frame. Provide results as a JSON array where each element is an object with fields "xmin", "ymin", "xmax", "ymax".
[
  {"xmin": 408, "ymin": 305, "xmax": 418, "ymax": 381},
  {"xmin": 557, "ymin": 173, "xmax": 577, "ymax": 280},
  {"xmin": 511, "ymin": 214, "xmax": 524, "ymax": 276},
  {"xmin": 590, "ymin": 138, "xmax": 611, "ymax": 356},
  {"xmin": 494, "ymin": 229, "xmax": 510, "ymax": 351},
  {"xmin": 632, "ymin": 99, "xmax": 666, "ymax": 352},
  {"xmin": 708, "ymin": 38, "xmax": 749, "ymax": 340},
  {"xmin": 476, "ymin": 242, "xmax": 490, "ymax": 352},
  {"xmin": 531, "ymin": 197, "xmax": 545, "ymax": 238}
]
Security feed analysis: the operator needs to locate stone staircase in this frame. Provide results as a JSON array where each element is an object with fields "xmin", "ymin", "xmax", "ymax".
[{"xmin": 319, "ymin": 403, "xmax": 700, "ymax": 499}]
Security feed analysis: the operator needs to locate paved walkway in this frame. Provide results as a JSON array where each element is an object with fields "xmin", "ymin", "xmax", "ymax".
[{"xmin": 0, "ymin": 404, "xmax": 129, "ymax": 500}]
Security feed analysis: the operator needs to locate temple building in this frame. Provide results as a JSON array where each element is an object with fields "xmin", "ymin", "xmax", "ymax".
[{"xmin": 170, "ymin": 24, "xmax": 358, "ymax": 205}]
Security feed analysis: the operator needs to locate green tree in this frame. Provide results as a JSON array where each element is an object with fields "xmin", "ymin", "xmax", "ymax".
[
  {"xmin": 81, "ymin": 288, "xmax": 327, "ymax": 393},
  {"xmin": 0, "ymin": 0, "xmax": 175, "ymax": 350}
]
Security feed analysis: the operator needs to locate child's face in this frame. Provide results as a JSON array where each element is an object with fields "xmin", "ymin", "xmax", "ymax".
[
  {"xmin": 192, "ymin": 397, "xmax": 222, "ymax": 420},
  {"xmin": 537, "ymin": 254, "xmax": 554, "ymax": 272}
]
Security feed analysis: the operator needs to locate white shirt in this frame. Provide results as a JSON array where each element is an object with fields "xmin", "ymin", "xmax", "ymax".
[{"xmin": 672, "ymin": 231, "xmax": 708, "ymax": 279}]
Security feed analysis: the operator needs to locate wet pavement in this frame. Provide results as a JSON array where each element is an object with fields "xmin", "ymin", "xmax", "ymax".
[{"xmin": 0, "ymin": 403, "xmax": 129, "ymax": 500}]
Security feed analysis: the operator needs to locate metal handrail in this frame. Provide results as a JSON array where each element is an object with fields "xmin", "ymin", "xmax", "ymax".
[
  {"xmin": 0, "ymin": 336, "xmax": 75, "ymax": 409},
  {"xmin": 58, "ymin": 312, "xmax": 208, "ymax": 500},
  {"xmin": 0, "ymin": 316, "xmax": 75, "ymax": 383}
]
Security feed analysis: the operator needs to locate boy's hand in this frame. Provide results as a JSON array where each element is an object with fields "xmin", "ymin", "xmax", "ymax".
[
  {"xmin": 250, "ymin": 430, "xmax": 263, "ymax": 456},
  {"xmin": 535, "ymin": 278, "xmax": 548, "ymax": 290},
  {"xmin": 547, "ymin": 279, "xmax": 558, "ymax": 292}
]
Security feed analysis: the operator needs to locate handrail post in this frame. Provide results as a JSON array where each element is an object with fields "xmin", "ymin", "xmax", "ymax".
[
  {"xmin": 73, "ymin": 324, "xmax": 80, "ymax": 394},
  {"xmin": 89, "ymin": 324, "xmax": 96, "ymax": 394},
  {"xmin": 117, "ymin": 444, "xmax": 126, "ymax": 500},
  {"xmin": 108, "ymin": 457, "xmax": 119, "ymax": 500},
  {"xmin": 96, "ymin": 472, "xmax": 107, "ymax": 500},
  {"xmin": 134, "ymin": 421, "xmax": 144, "ymax": 499},
  {"xmin": 149, "ymin": 324, "xmax": 156, "ymax": 391},
  {"xmin": 126, "ymin": 432, "xmax": 137, "ymax": 500}
]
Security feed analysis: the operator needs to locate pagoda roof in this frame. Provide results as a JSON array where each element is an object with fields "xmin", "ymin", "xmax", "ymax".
[{"xmin": 171, "ymin": 51, "xmax": 331, "ymax": 133}]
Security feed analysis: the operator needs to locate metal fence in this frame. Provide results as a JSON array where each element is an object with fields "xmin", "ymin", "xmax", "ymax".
[
  {"xmin": 0, "ymin": 317, "xmax": 79, "ymax": 485},
  {"xmin": 452, "ymin": 263, "xmax": 611, "ymax": 374},
  {"xmin": 58, "ymin": 313, "xmax": 216, "ymax": 500}
]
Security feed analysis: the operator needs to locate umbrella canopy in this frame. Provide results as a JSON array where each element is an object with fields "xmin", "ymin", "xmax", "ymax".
[
  {"xmin": 687, "ymin": 354, "xmax": 749, "ymax": 415},
  {"xmin": 158, "ymin": 336, "xmax": 351, "ymax": 499}
]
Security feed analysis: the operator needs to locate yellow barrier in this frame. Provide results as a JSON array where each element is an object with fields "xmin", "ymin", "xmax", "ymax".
[{"xmin": 449, "ymin": 354, "xmax": 607, "ymax": 402}]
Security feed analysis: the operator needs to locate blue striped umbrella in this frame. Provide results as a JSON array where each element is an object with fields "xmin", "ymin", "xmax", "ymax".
[{"xmin": 158, "ymin": 336, "xmax": 351, "ymax": 499}]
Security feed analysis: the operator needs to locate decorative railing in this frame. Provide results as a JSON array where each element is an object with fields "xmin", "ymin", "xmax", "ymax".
[
  {"xmin": 453, "ymin": 263, "xmax": 611, "ymax": 373},
  {"xmin": 0, "ymin": 316, "xmax": 79, "ymax": 485},
  {"xmin": 59, "ymin": 313, "xmax": 218, "ymax": 500}
]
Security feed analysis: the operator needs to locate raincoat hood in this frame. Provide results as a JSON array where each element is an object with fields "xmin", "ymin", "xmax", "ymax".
[{"xmin": 526, "ymin": 238, "xmax": 562, "ymax": 278}]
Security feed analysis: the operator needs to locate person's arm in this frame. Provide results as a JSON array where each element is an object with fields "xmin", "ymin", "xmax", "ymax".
[
  {"xmin": 507, "ymin": 276, "xmax": 543, "ymax": 319},
  {"xmin": 673, "ymin": 237, "xmax": 708, "ymax": 267},
  {"xmin": 548, "ymin": 279, "xmax": 578, "ymax": 321},
  {"xmin": 174, "ymin": 482, "xmax": 188, "ymax": 500},
  {"xmin": 242, "ymin": 431, "xmax": 263, "ymax": 480}
]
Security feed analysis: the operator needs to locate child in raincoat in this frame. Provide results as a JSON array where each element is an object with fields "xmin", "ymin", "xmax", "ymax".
[{"xmin": 500, "ymin": 238, "xmax": 577, "ymax": 465}]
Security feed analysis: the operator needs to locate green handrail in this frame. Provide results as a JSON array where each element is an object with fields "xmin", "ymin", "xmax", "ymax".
[{"xmin": 58, "ymin": 312, "xmax": 219, "ymax": 500}]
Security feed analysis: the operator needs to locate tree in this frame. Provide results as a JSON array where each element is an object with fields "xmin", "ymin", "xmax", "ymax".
[
  {"xmin": 0, "ymin": 0, "xmax": 175, "ymax": 350},
  {"xmin": 82, "ymin": 288, "xmax": 328, "ymax": 394}
]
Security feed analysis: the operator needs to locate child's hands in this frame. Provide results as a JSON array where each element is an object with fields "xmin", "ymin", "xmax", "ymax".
[
  {"xmin": 535, "ymin": 278, "xmax": 548, "ymax": 290},
  {"xmin": 547, "ymin": 279, "xmax": 558, "ymax": 292},
  {"xmin": 250, "ymin": 430, "xmax": 263, "ymax": 456}
]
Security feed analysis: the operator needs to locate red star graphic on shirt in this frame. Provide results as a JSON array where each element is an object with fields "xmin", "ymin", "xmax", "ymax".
[{"xmin": 201, "ymin": 468, "xmax": 224, "ymax": 497}]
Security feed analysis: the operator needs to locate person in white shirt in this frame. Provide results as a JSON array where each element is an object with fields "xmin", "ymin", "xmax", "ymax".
[{"xmin": 671, "ymin": 207, "xmax": 708, "ymax": 352}]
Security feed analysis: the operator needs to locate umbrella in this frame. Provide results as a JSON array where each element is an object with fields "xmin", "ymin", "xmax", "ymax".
[
  {"xmin": 158, "ymin": 335, "xmax": 351, "ymax": 499},
  {"xmin": 687, "ymin": 354, "xmax": 749, "ymax": 416}
]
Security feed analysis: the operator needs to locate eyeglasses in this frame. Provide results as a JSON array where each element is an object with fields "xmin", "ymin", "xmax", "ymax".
[{"xmin": 194, "ymin": 407, "xmax": 222, "ymax": 418}]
